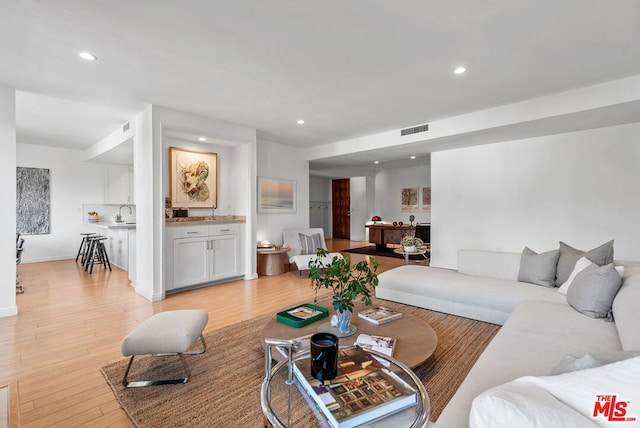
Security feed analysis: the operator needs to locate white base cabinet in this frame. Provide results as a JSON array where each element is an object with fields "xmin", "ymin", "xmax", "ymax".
[{"xmin": 166, "ymin": 223, "xmax": 243, "ymax": 292}]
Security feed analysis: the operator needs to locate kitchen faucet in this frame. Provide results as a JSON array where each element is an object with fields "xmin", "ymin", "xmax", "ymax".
[{"xmin": 115, "ymin": 205, "xmax": 133, "ymax": 223}]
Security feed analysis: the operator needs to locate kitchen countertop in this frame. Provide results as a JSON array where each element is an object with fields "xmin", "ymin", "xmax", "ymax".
[
  {"xmin": 92, "ymin": 222, "xmax": 137, "ymax": 229},
  {"xmin": 165, "ymin": 215, "xmax": 246, "ymax": 225}
]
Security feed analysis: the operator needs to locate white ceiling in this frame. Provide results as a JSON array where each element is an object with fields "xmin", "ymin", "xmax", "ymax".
[{"xmin": 2, "ymin": 1, "xmax": 640, "ymax": 167}]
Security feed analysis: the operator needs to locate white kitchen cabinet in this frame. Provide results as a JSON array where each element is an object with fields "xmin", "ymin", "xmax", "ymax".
[
  {"xmin": 99, "ymin": 226, "xmax": 130, "ymax": 270},
  {"xmin": 104, "ymin": 164, "xmax": 134, "ymax": 204},
  {"xmin": 166, "ymin": 223, "xmax": 243, "ymax": 292}
]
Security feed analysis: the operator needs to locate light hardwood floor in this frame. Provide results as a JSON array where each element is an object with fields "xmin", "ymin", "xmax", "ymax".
[{"xmin": 2, "ymin": 239, "xmax": 413, "ymax": 427}]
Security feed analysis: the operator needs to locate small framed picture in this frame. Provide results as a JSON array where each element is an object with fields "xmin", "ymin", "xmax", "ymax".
[{"xmin": 258, "ymin": 177, "xmax": 296, "ymax": 213}]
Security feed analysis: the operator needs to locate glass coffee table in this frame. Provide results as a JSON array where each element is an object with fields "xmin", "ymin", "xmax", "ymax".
[{"xmin": 261, "ymin": 341, "xmax": 430, "ymax": 427}]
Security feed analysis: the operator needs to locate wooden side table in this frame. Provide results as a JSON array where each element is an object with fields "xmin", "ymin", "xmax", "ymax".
[{"xmin": 257, "ymin": 246, "xmax": 291, "ymax": 276}]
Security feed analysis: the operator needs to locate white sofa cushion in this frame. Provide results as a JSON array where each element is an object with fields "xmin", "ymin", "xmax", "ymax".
[
  {"xmin": 458, "ymin": 249, "xmax": 521, "ymax": 281},
  {"xmin": 471, "ymin": 357, "xmax": 640, "ymax": 428},
  {"xmin": 376, "ymin": 265, "xmax": 566, "ymax": 325},
  {"xmin": 470, "ymin": 379, "xmax": 598, "ymax": 428},
  {"xmin": 436, "ymin": 300, "xmax": 622, "ymax": 428}
]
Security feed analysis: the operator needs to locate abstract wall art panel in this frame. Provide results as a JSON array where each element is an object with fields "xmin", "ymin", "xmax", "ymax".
[{"xmin": 17, "ymin": 167, "xmax": 50, "ymax": 235}]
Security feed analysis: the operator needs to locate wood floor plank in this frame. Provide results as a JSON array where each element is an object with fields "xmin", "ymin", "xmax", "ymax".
[{"xmin": 4, "ymin": 239, "xmax": 409, "ymax": 427}]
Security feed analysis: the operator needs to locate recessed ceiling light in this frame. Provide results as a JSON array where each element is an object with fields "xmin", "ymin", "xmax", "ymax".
[
  {"xmin": 297, "ymin": 119, "xmax": 305, "ymax": 125},
  {"xmin": 454, "ymin": 66, "xmax": 466, "ymax": 75},
  {"xmin": 198, "ymin": 137, "xmax": 207, "ymax": 142},
  {"xmin": 79, "ymin": 51, "xmax": 97, "ymax": 61},
  {"xmin": 374, "ymin": 161, "xmax": 379, "ymax": 164},
  {"xmin": 410, "ymin": 156, "xmax": 416, "ymax": 160}
]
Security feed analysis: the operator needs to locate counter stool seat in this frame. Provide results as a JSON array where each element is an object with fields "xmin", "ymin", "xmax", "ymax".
[
  {"xmin": 120, "ymin": 310, "xmax": 209, "ymax": 387},
  {"xmin": 76, "ymin": 232, "xmax": 96, "ymax": 263}
]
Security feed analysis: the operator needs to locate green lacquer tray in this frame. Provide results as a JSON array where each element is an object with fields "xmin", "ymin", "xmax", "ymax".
[{"xmin": 276, "ymin": 303, "xmax": 329, "ymax": 328}]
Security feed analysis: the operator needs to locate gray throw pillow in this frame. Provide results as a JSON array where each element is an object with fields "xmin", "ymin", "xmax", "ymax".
[
  {"xmin": 567, "ymin": 263, "xmax": 622, "ymax": 319},
  {"xmin": 299, "ymin": 233, "xmax": 322, "ymax": 255},
  {"xmin": 555, "ymin": 240, "xmax": 614, "ymax": 286},
  {"xmin": 517, "ymin": 247, "xmax": 560, "ymax": 288}
]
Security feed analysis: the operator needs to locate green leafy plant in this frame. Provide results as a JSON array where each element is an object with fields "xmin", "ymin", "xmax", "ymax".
[
  {"xmin": 401, "ymin": 234, "xmax": 423, "ymax": 247},
  {"xmin": 87, "ymin": 211, "xmax": 99, "ymax": 216},
  {"xmin": 309, "ymin": 248, "xmax": 380, "ymax": 313}
]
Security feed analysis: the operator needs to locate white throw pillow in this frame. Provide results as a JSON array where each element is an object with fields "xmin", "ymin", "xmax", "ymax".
[
  {"xmin": 470, "ymin": 380, "xmax": 598, "ymax": 428},
  {"xmin": 472, "ymin": 357, "xmax": 640, "ymax": 428},
  {"xmin": 524, "ymin": 356, "xmax": 640, "ymax": 427},
  {"xmin": 558, "ymin": 256, "xmax": 593, "ymax": 295}
]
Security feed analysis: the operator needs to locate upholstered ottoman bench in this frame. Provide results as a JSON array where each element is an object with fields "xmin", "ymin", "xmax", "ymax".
[{"xmin": 120, "ymin": 309, "xmax": 208, "ymax": 387}]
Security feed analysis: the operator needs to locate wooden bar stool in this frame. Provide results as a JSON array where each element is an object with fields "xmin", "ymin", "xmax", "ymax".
[{"xmin": 76, "ymin": 232, "xmax": 96, "ymax": 262}]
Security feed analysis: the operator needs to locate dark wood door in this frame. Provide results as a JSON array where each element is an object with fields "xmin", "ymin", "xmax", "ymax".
[{"xmin": 332, "ymin": 179, "xmax": 350, "ymax": 239}]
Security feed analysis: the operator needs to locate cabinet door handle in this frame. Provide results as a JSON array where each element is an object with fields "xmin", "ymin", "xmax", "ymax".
[
  {"xmin": 220, "ymin": 229, "xmax": 231, "ymax": 232},
  {"xmin": 187, "ymin": 231, "xmax": 198, "ymax": 235},
  {"xmin": 206, "ymin": 240, "xmax": 210, "ymax": 250},
  {"xmin": 210, "ymin": 240, "xmax": 214, "ymax": 251}
]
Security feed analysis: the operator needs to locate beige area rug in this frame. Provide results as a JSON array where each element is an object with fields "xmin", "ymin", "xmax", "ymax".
[{"xmin": 101, "ymin": 299, "xmax": 499, "ymax": 427}]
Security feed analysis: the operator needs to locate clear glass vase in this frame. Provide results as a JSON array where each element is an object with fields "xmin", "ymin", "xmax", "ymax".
[{"xmin": 337, "ymin": 308, "xmax": 352, "ymax": 334}]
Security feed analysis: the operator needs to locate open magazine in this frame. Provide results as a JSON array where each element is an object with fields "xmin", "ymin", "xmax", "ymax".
[{"xmin": 354, "ymin": 334, "xmax": 396, "ymax": 357}]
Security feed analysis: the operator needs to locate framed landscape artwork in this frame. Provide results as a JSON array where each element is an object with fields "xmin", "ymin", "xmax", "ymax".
[
  {"xmin": 401, "ymin": 187, "xmax": 418, "ymax": 212},
  {"xmin": 258, "ymin": 177, "xmax": 296, "ymax": 213},
  {"xmin": 169, "ymin": 147, "xmax": 218, "ymax": 208}
]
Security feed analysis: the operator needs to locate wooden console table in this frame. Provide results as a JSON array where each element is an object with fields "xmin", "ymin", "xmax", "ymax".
[{"xmin": 365, "ymin": 223, "xmax": 415, "ymax": 249}]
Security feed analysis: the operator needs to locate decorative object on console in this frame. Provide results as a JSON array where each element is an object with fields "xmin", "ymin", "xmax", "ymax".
[
  {"xmin": 371, "ymin": 215, "xmax": 382, "ymax": 223},
  {"xmin": 169, "ymin": 146, "xmax": 218, "ymax": 209},
  {"xmin": 309, "ymin": 249, "xmax": 379, "ymax": 335},
  {"xmin": 393, "ymin": 221, "xmax": 398, "ymax": 226},
  {"xmin": 401, "ymin": 234, "xmax": 423, "ymax": 253},
  {"xmin": 409, "ymin": 214, "xmax": 415, "ymax": 226}
]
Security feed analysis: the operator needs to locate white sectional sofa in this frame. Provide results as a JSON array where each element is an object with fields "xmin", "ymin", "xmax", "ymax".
[{"xmin": 376, "ymin": 248, "xmax": 640, "ymax": 427}]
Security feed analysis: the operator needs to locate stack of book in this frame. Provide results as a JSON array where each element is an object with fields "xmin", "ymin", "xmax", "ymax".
[
  {"xmin": 357, "ymin": 306, "xmax": 403, "ymax": 325},
  {"xmin": 293, "ymin": 346, "xmax": 417, "ymax": 427}
]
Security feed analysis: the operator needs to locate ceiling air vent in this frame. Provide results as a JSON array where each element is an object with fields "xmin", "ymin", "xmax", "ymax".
[
  {"xmin": 401, "ymin": 123, "xmax": 429, "ymax": 136},
  {"xmin": 122, "ymin": 122, "xmax": 130, "ymax": 133}
]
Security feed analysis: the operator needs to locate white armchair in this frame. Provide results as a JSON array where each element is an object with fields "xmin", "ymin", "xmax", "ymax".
[{"xmin": 282, "ymin": 228, "xmax": 343, "ymax": 275}]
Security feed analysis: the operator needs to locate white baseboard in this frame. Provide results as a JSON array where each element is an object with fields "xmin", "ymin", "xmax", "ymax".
[{"xmin": 0, "ymin": 306, "xmax": 18, "ymax": 318}]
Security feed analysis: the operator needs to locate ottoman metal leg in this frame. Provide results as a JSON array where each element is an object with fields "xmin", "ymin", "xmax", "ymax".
[{"xmin": 122, "ymin": 334, "xmax": 207, "ymax": 388}]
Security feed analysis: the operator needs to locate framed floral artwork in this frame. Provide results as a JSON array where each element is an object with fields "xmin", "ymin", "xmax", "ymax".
[
  {"xmin": 401, "ymin": 187, "xmax": 418, "ymax": 212},
  {"xmin": 258, "ymin": 177, "xmax": 296, "ymax": 213},
  {"xmin": 169, "ymin": 147, "xmax": 218, "ymax": 208},
  {"xmin": 422, "ymin": 187, "xmax": 431, "ymax": 211}
]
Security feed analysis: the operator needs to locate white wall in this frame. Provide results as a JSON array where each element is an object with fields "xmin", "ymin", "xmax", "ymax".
[
  {"xmin": 256, "ymin": 140, "xmax": 309, "ymax": 245},
  {"xmin": 309, "ymin": 176, "xmax": 331, "ymax": 201},
  {"xmin": 16, "ymin": 144, "xmax": 105, "ymax": 262},
  {"xmin": 350, "ymin": 177, "xmax": 367, "ymax": 241},
  {"xmin": 431, "ymin": 122, "xmax": 640, "ymax": 269},
  {"xmin": 374, "ymin": 164, "xmax": 431, "ymax": 225},
  {"xmin": 0, "ymin": 83, "xmax": 17, "ymax": 318}
]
